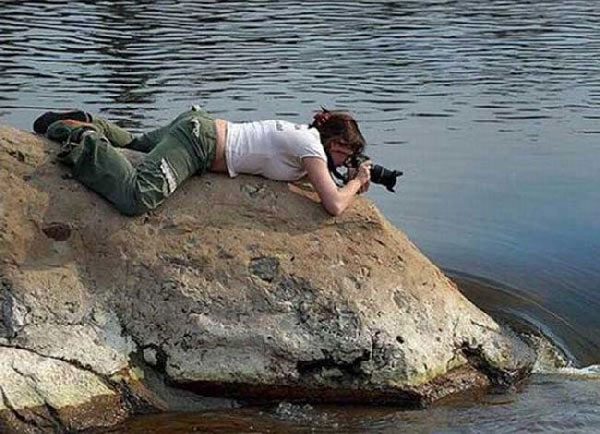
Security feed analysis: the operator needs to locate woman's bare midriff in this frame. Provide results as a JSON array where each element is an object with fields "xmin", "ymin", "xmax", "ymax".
[{"xmin": 210, "ymin": 119, "xmax": 228, "ymax": 173}]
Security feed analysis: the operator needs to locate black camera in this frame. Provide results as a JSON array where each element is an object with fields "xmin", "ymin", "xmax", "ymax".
[{"xmin": 346, "ymin": 153, "xmax": 403, "ymax": 192}]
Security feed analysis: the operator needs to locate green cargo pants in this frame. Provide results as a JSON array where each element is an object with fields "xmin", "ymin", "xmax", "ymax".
[{"xmin": 54, "ymin": 106, "xmax": 217, "ymax": 216}]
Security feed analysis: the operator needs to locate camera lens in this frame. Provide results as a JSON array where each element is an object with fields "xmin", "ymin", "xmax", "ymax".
[{"xmin": 371, "ymin": 164, "xmax": 402, "ymax": 192}]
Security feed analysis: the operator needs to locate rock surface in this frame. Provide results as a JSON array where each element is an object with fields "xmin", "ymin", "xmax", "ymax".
[{"xmin": 0, "ymin": 125, "xmax": 535, "ymax": 432}]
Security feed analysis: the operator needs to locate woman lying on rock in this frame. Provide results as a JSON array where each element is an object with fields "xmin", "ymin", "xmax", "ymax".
[{"xmin": 33, "ymin": 106, "xmax": 371, "ymax": 216}]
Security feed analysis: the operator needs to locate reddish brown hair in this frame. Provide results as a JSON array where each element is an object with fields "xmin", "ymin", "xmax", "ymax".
[{"xmin": 310, "ymin": 108, "xmax": 366, "ymax": 154}]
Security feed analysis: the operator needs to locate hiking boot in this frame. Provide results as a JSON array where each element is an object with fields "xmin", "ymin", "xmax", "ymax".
[{"xmin": 33, "ymin": 110, "xmax": 91, "ymax": 134}]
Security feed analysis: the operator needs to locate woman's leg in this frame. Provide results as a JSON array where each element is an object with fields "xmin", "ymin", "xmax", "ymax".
[
  {"xmin": 90, "ymin": 115, "xmax": 169, "ymax": 153},
  {"xmin": 37, "ymin": 106, "xmax": 208, "ymax": 154},
  {"xmin": 59, "ymin": 110, "xmax": 217, "ymax": 216},
  {"xmin": 34, "ymin": 109, "xmax": 167, "ymax": 153},
  {"xmin": 119, "ymin": 106, "xmax": 210, "ymax": 153}
]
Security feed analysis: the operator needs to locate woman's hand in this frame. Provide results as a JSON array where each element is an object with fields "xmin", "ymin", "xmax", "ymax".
[
  {"xmin": 348, "ymin": 160, "xmax": 373, "ymax": 194},
  {"xmin": 354, "ymin": 160, "xmax": 372, "ymax": 194}
]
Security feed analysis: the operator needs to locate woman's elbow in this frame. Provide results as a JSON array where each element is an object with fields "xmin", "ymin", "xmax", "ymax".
[{"xmin": 322, "ymin": 200, "xmax": 345, "ymax": 216}]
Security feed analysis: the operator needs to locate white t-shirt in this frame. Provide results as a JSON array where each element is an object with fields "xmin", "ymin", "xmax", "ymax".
[{"xmin": 225, "ymin": 120, "xmax": 327, "ymax": 181}]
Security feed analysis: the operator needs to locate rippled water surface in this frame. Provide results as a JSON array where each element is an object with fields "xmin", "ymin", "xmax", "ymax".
[
  {"xmin": 2, "ymin": 1, "xmax": 600, "ymax": 432},
  {"xmin": 97, "ymin": 373, "xmax": 600, "ymax": 434}
]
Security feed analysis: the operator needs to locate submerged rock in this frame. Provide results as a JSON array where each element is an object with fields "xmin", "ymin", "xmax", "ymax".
[{"xmin": 0, "ymin": 125, "xmax": 535, "ymax": 432}]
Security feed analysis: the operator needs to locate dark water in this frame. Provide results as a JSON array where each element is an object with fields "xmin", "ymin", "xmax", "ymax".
[
  {"xmin": 97, "ymin": 372, "xmax": 600, "ymax": 433},
  {"xmin": 2, "ymin": 1, "xmax": 600, "ymax": 432}
]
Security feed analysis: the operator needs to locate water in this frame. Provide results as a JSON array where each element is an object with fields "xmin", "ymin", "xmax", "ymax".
[
  {"xmin": 97, "ymin": 372, "xmax": 600, "ymax": 433},
  {"xmin": 2, "ymin": 1, "xmax": 600, "ymax": 432}
]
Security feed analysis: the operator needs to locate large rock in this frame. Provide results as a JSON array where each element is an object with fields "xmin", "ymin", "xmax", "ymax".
[{"xmin": 0, "ymin": 125, "xmax": 535, "ymax": 432}]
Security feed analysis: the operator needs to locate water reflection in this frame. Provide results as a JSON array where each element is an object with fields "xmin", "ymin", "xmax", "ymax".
[
  {"xmin": 1, "ymin": 0, "xmax": 600, "ymax": 363},
  {"xmin": 95, "ymin": 374, "xmax": 600, "ymax": 433}
]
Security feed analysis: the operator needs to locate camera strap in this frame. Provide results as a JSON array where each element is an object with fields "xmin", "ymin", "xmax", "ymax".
[{"xmin": 324, "ymin": 149, "xmax": 348, "ymax": 185}]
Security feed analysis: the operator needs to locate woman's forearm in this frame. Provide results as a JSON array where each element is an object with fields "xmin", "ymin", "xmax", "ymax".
[
  {"xmin": 321, "ymin": 178, "xmax": 362, "ymax": 216},
  {"xmin": 303, "ymin": 157, "xmax": 368, "ymax": 216}
]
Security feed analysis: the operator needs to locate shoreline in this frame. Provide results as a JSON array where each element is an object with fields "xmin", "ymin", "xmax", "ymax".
[{"xmin": 446, "ymin": 269, "xmax": 593, "ymax": 368}]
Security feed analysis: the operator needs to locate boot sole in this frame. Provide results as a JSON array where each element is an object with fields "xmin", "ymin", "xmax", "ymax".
[{"xmin": 33, "ymin": 110, "xmax": 90, "ymax": 134}]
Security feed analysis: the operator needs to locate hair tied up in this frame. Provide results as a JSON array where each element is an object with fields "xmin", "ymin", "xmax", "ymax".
[{"xmin": 312, "ymin": 107, "xmax": 331, "ymax": 127}]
